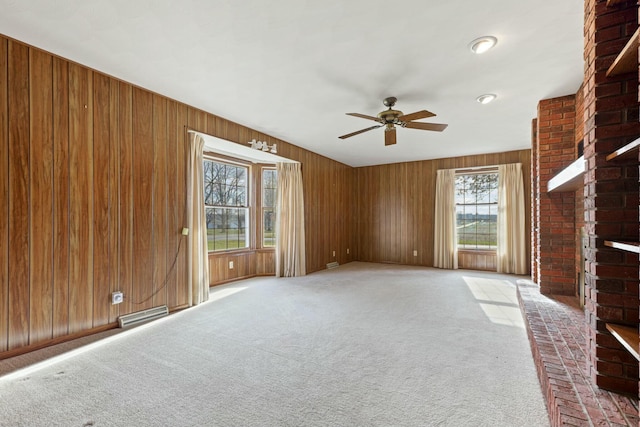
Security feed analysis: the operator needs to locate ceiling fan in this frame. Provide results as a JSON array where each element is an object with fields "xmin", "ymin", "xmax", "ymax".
[{"xmin": 339, "ymin": 97, "xmax": 447, "ymax": 146}]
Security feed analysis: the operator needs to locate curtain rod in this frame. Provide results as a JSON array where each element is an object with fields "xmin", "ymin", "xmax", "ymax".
[
  {"xmin": 455, "ymin": 165, "xmax": 500, "ymax": 174},
  {"xmin": 454, "ymin": 162, "xmax": 521, "ymax": 174}
]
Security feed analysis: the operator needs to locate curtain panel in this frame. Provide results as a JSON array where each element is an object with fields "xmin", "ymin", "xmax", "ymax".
[
  {"xmin": 275, "ymin": 162, "xmax": 306, "ymax": 277},
  {"xmin": 497, "ymin": 163, "xmax": 527, "ymax": 274},
  {"xmin": 433, "ymin": 169, "xmax": 458, "ymax": 269},
  {"xmin": 186, "ymin": 133, "xmax": 210, "ymax": 305}
]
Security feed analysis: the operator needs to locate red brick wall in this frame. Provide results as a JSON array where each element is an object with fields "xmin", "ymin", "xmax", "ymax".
[
  {"xmin": 535, "ymin": 95, "xmax": 578, "ymax": 295},
  {"xmin": 531, "ymin": 120, "xmax": 538, "ymax": 285},
  {"xmin": 575, "ymin": 84, "xmax": 585, "ymax": 302},
  {"xmin": 583, "ymin": 0, "xmax": 639, "ymax": 395}
]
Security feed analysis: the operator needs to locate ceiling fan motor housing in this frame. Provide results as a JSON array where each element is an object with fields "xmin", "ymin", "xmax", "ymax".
[{"xmin": 377, "ymin": 109, "xmax": 403, "ymax": 124}]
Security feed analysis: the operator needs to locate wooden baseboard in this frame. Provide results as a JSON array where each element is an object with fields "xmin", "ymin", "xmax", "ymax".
[
  {"xmin": 209, "ymin": 272, "xmax": 276, "ymax": 287},
  {"xmin": 169, "ymin": 304, "xmax": 190, "ymax": 313},
  {"xmin": 0, "ymin": 323, "xmax": 118, "ymax": 361}
]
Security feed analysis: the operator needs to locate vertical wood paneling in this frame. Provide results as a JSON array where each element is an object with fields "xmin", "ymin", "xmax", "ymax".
[
  {"xmin": 423, "ymin": 160, "xmax": 435, "ymax": 265},
  {"xmin": 360, "ymin": 166, "xmax": 369, "ymax": 261},
  {"xmin": 107, "ymin": 76, "xmax": 119, "ymax": 323},
  {"xmin": 152, "ymin": 95, "xmax": 168, "ymax": 308},
  {"xmin": 206, "ymin": 114, "xmax": 216, "ymax": 136},
  {"xmin": 29, "ymin": 48, "xmax": 54, "ymax": 343},
  {"xmin": 118, "ymin": 81, "xmax": 134, "ymax": 315},
  {"xmin": 8, "ymin": 41, "xmax": 30, "ymax": 349},
  {"xmin": 68, "ymin": 62, "xmax": 93, "ymax": 333},
  {"xmin": 355, "ymin": 150, "xmax": 531, "ymax": 270},
  {"xmin": 188, "ymin": 107, "xmax": 206, "ymax": 133},
  {"xmin": 92, "ymin": 72, "xmax": 111, "ymax": 327},
  {"xmin": 332, "ymin": 161, "xmax": 338, "ymax": 263},
  {"xmin": 390, "ymin": 165, "xmax": 399, "ymax": 262},
  {"xmin": 256, "ymin": 250, "xmax": 275, "ymax": 275},
  {"xmin": 132, "ymin": 87, "xmax": 153, "ymax": 310},
  {"xmin": 398, "ymin": 163, "xmax": 407, "ymax": 264},
  {"xmin": 372, "ymin": 166, "xmax": 381, "ymax": 262},
  {"xmin": 0, "ymin": 37, "xmax": 8, "ymax": 351},
  {"xmin": 459, "ymin": 251, "xmax": 497, "ymax": 271},
  {"xmin": 166, "ymin": 100, "xmax": 179, "ymax": 309},
  {"xmin": 175, "ymin": 104, "xmax": 189, "ymax": 307},
  {"xmin": 1, "ymin": 34, "xmax": 357, "ymax": 356},
  {"xmin": 208, "ymin": 252, "xmax": 257, "ymax": 285},
  {"xmin": 355, "ymin": 168, "xmax": 364, "ymax": 260},
  {"xmin": 320, "ymin": 156, "xmax": 328, "ymax": 268},
  {"xmin": 52, "ymin": 57, "xmax": 69, "ymax": 338}
]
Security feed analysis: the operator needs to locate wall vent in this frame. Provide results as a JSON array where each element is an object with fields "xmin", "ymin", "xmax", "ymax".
[
  {"xmin": 118, "ymin": 305, "xmax": 169, "ymax": 328},
  {"xmin": 326, "ymin": 261, "xmax": 339, "ymax": 269}
]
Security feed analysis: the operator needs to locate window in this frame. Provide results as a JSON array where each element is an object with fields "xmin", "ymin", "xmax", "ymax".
[
  {"xmin": 203, "ymin": 159, "xmax": 249, "ymax": 251},
  {"xmin": 262, "ymin": 169, "xmax": 277, "ymax": 247},
  {"xmin": 455, "ymin": 172, "xmax": 498, "ymax": 250}
]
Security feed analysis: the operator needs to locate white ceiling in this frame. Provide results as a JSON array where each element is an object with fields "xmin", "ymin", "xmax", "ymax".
[{"xmin": 0, "ymin": 0, "xmax": 584, "ymax": 167}]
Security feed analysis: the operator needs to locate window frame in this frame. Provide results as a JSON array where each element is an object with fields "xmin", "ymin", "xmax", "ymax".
[
  {"xmin": 261, "ymin": 167, "xmax": 277, "ymax": 248},
  {"xmin": 454, "ymin": 170, "xmax": 499, "ymax": 251},
  {"xmin": 203, "ymin": 155, "xmax": 251, "ymax": 253},
  {"xmin": 202, "ymin": 153, "xmax": 277, "ymax": 254}
]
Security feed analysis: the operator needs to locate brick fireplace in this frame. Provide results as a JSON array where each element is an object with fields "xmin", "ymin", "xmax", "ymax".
[{"xmin": 532, "ymin": 0, "xmax": 639, "ymax": 401}]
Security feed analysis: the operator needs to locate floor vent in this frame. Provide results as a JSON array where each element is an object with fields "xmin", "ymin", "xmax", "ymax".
[
  {"xmin": 118, "ymin": 305, "xmax": 169, "ymax": 328},
  {"xmin": 326, "ymin": 261, "xmax": 339, "ymax": 269}
]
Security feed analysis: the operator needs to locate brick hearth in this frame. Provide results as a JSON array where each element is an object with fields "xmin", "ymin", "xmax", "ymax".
[{"xmin": 517, "ymin": 280, "xmax": 638, "ymax": 426}]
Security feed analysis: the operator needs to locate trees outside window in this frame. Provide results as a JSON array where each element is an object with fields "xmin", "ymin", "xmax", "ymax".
[
  {"xmin": 455, "ymin": 173, "xmax": 498, "ymax": 250},
  {"xmin": 203, "ymin": 160, "xmax": 249, "ymax": 251},
  {"xmin": 262, "ymin": 169, "xmax": 277, "ymax": 247}
]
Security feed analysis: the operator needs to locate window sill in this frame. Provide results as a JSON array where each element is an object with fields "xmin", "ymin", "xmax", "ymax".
[
  {"xmin": 208, "ymin": 248, "xmax": 253, "ymax": 255},
  {"xmin": 208, "ymin": 247, "xmax": 276, "ymax": 256}
]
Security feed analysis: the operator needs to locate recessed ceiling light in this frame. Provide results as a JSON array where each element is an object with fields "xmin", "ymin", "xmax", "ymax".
[
  {"xmin": 476, "ymin": 94, "xmax": 497, "ymax": 104},
  {"xmin": 469, "ymin": 36, "xmax": 498, "ymax": 54}
]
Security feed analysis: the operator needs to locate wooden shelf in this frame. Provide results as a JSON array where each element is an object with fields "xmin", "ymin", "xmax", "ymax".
[
  {"xmin": 606, "ymin": 323, "xmax": 639, "ymax": 361},
  {"xmin": 604, "ymin": 240, "xmax": 640, "ymax": 253},
  {"xmin": 547, "ymin": 156, "xmax": 584, "ymax": 192},
  {"xmin": 606, "ymin": 0, "xmax": 630, "ymax": 6},
  {"xmin": 605, "ymin": 136, "xmax": 640, "ymax": 161},
  {"xmin": 606, "ymin": 27, "xmax": 640, "ymax": 77}
]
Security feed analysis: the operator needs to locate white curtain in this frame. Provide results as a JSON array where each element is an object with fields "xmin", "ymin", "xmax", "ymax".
[
  {"xmin": 433, "ymin": 169, "xmax": 458, "ymax": 269},
  {"xmin": 186, "ymin": 133, "xmax": 210, "ymax": 305},
  {"xmin": 275, "ymin": 162, "xmax": 306, "ymax": 277},
  {"xmin": 497, "ymin": 163, "xmax": 527, "ymax": 274}
]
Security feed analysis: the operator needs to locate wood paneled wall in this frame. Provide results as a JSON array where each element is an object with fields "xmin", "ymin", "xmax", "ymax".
[
  {"xmin": 1, "ymin": 32, "xmax": 528, "ymax": 357},
  {"xmin": 354, "ymin": 150, "xmax": 531, "ymax": 269},
  {"xmin": 0, "ymin": 34, "xmax": 355, "ymax": 356},
  {"xmin": 458, "ymin": 250, "xmax": 497, "ymax": 271}
]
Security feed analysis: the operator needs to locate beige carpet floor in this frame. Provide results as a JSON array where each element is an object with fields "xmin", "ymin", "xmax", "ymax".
[{"xmin": 0, "ymin": 262, "xmax": 549, "ymax": 426}]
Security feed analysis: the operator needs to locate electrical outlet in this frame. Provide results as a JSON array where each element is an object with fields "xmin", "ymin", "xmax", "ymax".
[
  {"xmin": 181, "ymin": 227, "xmax": 189, "ymax": 236},
  {"xmin": 229, "ymin": 261, "xmax": 234, "ymax": 269},
  {"xmin": 332, "ymin": 251, "xmax": 336, "ymax": 257},
  {"xmin": 413, "ymin": 250, "xmax": 418, "ymax": 257},
  {"xmin": 111, "ymin": 291, "xmax": 123, "ymax": 305},
  {"xmin": 347, "ymin": 248, "xmax": 350, "ymax": 254}
]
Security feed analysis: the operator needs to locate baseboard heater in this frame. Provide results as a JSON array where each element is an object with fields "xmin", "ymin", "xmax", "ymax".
[
  {"xmin": 118, "ymin": 305, "xmax": 169, "ymax": 328},
  {"xmin": 326, "ymin": 261, "xmax": 339, "ymax": 269}
]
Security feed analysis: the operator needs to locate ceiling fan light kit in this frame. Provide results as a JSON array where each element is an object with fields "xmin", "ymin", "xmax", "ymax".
[
  {"xmin": 469, "ymin": 36, "xmax": 498, "ymax": 54},
  {"xmin": 339, "ymin": 97, "xmax": 447, "ymax": 146}
]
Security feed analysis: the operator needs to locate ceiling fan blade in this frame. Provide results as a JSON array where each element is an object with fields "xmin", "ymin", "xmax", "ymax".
[
  {"xmin": 384, "ymin": 127, "xmax": 397, "ymax": 146},
  {"xmin": 398, "ymin": 110, "xmax": 436, "ymax": 122},
  {"xmin": 346, "ymin": 112, "xmax": 383, "ymax": 122},
  {"xmin": 339, "ymin": 125, "xmax": 382, "ymax": 139},
  {"xmin": 403, "ymin": 122, "xmax": 448, "ymax": 132}
]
